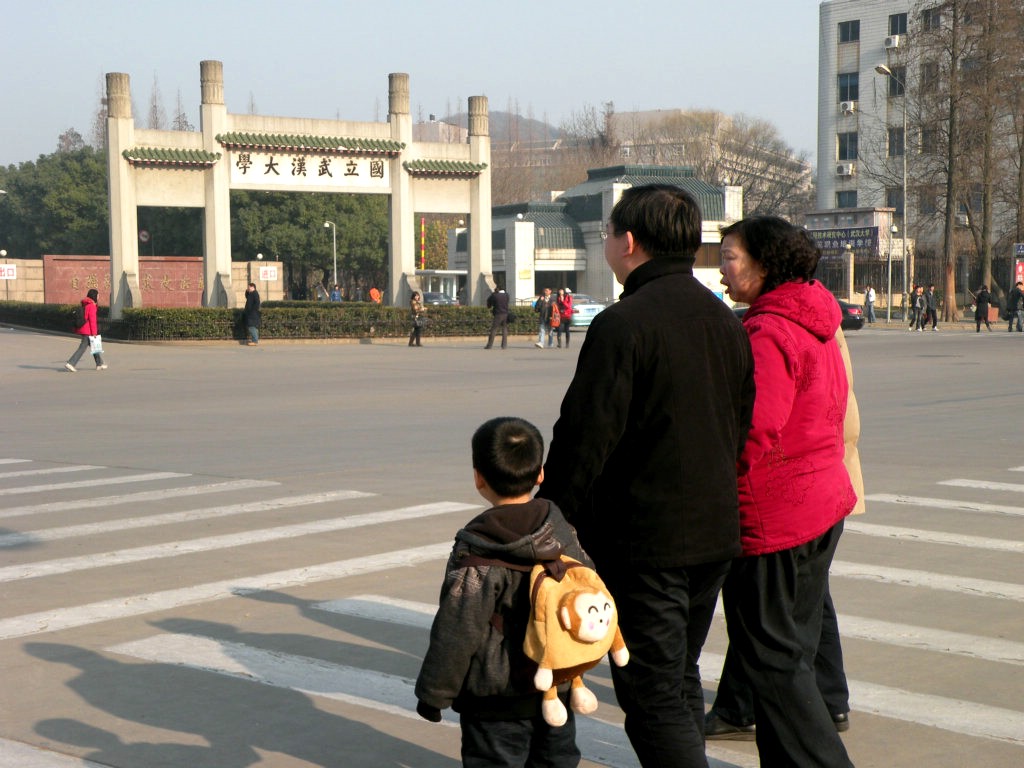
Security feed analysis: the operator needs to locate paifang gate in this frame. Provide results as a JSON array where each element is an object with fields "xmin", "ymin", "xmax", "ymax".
[{"xmin": 105, "ymin": 61, "xmax": 493, "ymax": 318}]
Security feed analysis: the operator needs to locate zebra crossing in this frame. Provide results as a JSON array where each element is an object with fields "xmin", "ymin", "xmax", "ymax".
[{"xmin": 1, "ymin": 457, "xmax": 1022, "ymax": 767}]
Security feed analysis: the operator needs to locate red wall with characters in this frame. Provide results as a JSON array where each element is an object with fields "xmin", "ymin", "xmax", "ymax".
[{"xmin": 44, "ymin": 255, "xmax": 205, "ymax": 307}]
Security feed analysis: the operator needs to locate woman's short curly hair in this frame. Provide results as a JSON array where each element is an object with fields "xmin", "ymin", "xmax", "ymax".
[{"xmin": 720, "ymin": 216, "xmax": 821, "ymax": 293}]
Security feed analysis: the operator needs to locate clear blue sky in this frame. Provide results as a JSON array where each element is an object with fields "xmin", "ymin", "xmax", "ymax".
[{"xmin": 0, "ymin": 0, "xmax": 821, "ymax": 169}]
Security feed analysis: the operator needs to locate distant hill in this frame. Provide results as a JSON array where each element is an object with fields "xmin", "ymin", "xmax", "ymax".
[{"xmin": 442, "ymin": 111, "xmax": 561, "ymax": 144}]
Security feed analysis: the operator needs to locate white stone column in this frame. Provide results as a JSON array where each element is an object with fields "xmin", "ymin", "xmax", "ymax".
[
  {"xmin": 105, "ymin": 72, "xmax": 140, "ymax": 320},
  {"xmin": 200, "ymin": 60, "xmax": 234, "ymax": 307},
  {"xmin": 388, "ymin": 73, "xmax": 414, "ymax": 306},
  {"xmin": 467, "ymin": 95, "xmax": 492, "ymax": 306}
]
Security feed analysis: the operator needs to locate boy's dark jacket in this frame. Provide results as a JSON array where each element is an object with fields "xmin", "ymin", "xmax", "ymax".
[{"xmin": 415, "ymin": 498, "xmax": 589, "ymax": 720}]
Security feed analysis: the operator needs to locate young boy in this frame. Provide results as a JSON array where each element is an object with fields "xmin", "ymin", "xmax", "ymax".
[{"xmin": 415, "ymin": 416, "xmax": 588, "ymax": 768}]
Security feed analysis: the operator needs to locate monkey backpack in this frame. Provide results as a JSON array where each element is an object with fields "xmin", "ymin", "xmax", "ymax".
[{"xmin": 522, "ymin": 555, "xmax": 629, "ymax": 727}]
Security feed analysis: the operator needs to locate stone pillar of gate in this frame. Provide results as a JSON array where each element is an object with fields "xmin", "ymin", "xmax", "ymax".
[
  {"xmin": 467, "ymin": 96, "xmax": 493, "ymax": 306},
  {"xmin": 200, "ymin": 60, "xmax": 234, "ymax": 307},
  {"xmin": 106, "ymin": 73, "xmax": 140, "ymax": 320},
  {"xmin": 388, "ymin": 73, "xmax": 414, "ymax": 307}
]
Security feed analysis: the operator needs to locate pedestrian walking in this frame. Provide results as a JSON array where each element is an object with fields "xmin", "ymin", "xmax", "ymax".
[
  {"xmin": 864, "ymin": 285, "xmax": 876, "ymax": 323},
  {"xmin": 973, "ymin": 285, "xmax": 993, "ymax": 332},
  {"xmin": 64, "ymin": 288, "xmax": 106, "ymax": 372},
  {"xmin": 243, "ymin": 283, "xmax": 261, "ymax": 345},
  {"xmin": 484, "ymin": 287, "xmax": 510, "ymax": 349}
]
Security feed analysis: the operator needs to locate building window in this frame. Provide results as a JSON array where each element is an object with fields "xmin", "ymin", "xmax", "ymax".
[
  {"xmin": 839, "ymin": 20, "xmax": 860, "ymax": 43},
  {"xmin": 838, "ymin": 132, "xmax": 858, "ymax": 161},
  {"xmin": 920, "ymin": 61, "xmax": 940, "ymax": 93},
  {"xmin": 922, "ymin": 7, "xmax": 941, "ymax": 30},
  {"xmin": 886, "ymin": 186, "xmax": 905, "ymax": 215},
  {"xmin": 885, "ymin": 65, "xmax": 906, "ymax": 97},
  {"xmin": 889, "ymin": 13, "xmax": 908, "ymax": 35},
  {"xmin": 838, "ymin": 72, "xmax": 859, "ymax": 102},
  {"xmin": 888, "ymin": 127, "xmax": 905, "ymax": 157},
  {"xmin": 919, "ymin": 189, "xmax": 938, "ymax": 216},
  {"xmin": 920, "ymin": 126, "xmax": 939, "ymax": 154},
  {"xmin": 837, "ymin": 191, "xmax": 858, "ymax": 208}
]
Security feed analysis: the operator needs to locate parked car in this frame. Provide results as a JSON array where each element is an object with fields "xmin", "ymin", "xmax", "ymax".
[
  {"xmin": 732, "ymin": 298, "xmax": 864, "ymax": 331},
  {"xmin": 568, "ymin": 294, "xmax": 608, "ymax": 327},
  {"xmin": 422, "ymin": 291, "xmax": 457, "ymax": 306}
]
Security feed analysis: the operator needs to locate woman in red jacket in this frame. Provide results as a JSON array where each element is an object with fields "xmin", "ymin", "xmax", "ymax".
[
  {"xmin": 65, "ymin": 288, "xmax": 106, "ymax": 372},
  {"xmin": 717, "ymin": 216, "xmax": 855, "ymax": 767}
]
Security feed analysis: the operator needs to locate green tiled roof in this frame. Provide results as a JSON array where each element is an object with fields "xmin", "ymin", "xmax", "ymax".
[
  {"xmin": 403, "ymin": 159, "xmax": 488, "ymax": 177},
  {"xmin": 560, "ymin": 165, "xmax": 724, "ymax": 221},
  {"xmin": 489, "ymin": 202, "xmax": 586, "ymax": 251},
  {"xmin": 216, "ymin": 132, "xmax": 404, "ymax": 155},
  {"xmin": 122, "ymin": 147, "xmax": 221, "ymax": 167}
]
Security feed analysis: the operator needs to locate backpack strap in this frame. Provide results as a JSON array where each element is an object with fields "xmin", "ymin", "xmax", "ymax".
[{"xmin": 530, "ymin": 558, "xmax": 580, "ymax": 605}]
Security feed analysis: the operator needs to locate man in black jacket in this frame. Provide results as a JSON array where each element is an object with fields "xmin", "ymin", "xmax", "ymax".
[
  {"xmin": 1008, "ymin": 281, "xmax": 1023, "ymax": 332},
  {"xmin": 539, "ymin": 184, "xmax": 755, "ymax": 767},
  {"xmin": 485, "ymin": 287, "xmax": 510, "ymax": 349}
]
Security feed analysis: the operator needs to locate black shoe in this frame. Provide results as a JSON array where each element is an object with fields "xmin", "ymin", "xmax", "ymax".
[
  {"xmin": 704, "ymin": 712, "xmax": 755, "ymax": 741},
  {"xmin": 832, "ymin": 712, "xmax": 850, "ymax": 733}
]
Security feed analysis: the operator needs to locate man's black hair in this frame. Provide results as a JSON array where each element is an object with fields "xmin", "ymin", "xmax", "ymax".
[
  {"xmin": 471, "ymin": 417, "xmax": 544, "ymax": 498},
  {"xmin": 608, "ymin": 184, "xmax": 702, "ymax": 262}
]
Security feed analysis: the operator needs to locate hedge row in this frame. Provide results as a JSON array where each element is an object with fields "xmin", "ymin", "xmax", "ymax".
[{"xmin": 0, "ymin": 300, "xmax": 541, "ymax": 341}]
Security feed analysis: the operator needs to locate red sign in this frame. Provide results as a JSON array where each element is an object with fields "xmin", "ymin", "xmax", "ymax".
[{"xmin": 43, "ymin": 255, "xmax": 205, "ymax": 307}]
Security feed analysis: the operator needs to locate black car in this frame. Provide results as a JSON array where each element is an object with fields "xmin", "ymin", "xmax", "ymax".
[{"xmin": 732, "ymin": 298, "xmax": 864, "ymax": 331}]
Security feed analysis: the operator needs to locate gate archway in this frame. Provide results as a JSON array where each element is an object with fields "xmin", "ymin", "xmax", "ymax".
[{"xmin": 105, "ymin": 61, "xmax": 492, "ymax": 318}]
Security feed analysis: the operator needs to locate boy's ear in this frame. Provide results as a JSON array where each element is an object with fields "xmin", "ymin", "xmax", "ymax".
[
  {"xmin": 535, "ymin": 467, "xmax": 544, "ymax": 487},
  {"xmin": 473, "ymin": 468, "xmax": 487, "ymax": 491}
]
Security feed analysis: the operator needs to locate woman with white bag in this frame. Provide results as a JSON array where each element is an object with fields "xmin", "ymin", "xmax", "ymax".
[{"xmin": 65, "ymin": 288, "xmax": 107, "ymax": 372}]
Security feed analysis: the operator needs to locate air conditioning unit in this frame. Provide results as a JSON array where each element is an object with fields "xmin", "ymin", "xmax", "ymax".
[
  {"xmin": 836, "ymin": 163, "xmax": 856, "ymax": 177},
  {"xmin": 956, "ymin": 213, "xmax": 969, "ymax": 226},
  {"xmin": 840, "ymin": 100, "xmax": 857, "ymax": 114},
  {"xmin": 885, "ymin": 35, "xmax": 901, "ymax": 49}
]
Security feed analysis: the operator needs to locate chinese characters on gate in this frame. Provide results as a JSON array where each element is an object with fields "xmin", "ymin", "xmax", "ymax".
[{"xmin": 230, "ymin": 152, "xmax": 388, "ymax": 189}]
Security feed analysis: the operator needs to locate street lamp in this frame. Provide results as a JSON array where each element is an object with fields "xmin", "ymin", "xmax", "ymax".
[
  {"xmin": 886, "ymin": 225, "xmax": 898, "ymax": 324},
  {"xmin": 324, "ymin": 220, "xmax": 337, "ymax": 285},
  {"xmin": 875, "ymin": 63, "xmax": 910, "ymax": 313}
]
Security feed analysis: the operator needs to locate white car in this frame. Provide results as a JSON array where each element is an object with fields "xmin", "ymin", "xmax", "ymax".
[{"xmin": 569, "ymin": 294, "xmax": 608, "ymax": 327}]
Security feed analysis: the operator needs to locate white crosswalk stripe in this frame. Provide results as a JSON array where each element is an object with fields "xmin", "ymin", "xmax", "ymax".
[
  {"xmin": 0, "ymin": 471, "xmax": 188, "ymax": 497},
  {"xmin": 0, "ymin": 490, "xmax": 376, "ymax": 549},
  {"xmin": 0, "ymin": 478, "xmax": 279, "ymax": 520},
  {"xmin": 3, "ymin": 458, "xmax": 1024, "ymax": 766}
]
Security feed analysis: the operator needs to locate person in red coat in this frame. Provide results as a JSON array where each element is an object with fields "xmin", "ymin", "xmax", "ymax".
[
  {"xmin": 718, "ymin": 216, "xmax": 854, "ymax": 767},
  {"xmin": 65, "ymin": 288, "xmax": 106, "ymax": 372}
]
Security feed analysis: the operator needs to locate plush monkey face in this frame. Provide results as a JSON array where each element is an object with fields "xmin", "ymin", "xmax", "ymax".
[{"xmin": 559, "ymin": 589, "xmax": 615, "ymax": 643}]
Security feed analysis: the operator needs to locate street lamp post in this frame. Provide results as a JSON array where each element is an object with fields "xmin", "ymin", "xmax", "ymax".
[
  {"xmin": 886, "ymin": 225, "xmax": 898, "ymax": 324},
  {"xmin": 324, "ymin": 221, "xmax": 337, "ymax": 286},
  {"xmin": 875, "ymin": 63, "xmax": 910, "ymax": 315}
]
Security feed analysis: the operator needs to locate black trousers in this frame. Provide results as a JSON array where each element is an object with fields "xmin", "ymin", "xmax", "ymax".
[
  {"xmin": 601, "ymin": 559, "xmax": 731, "ymax": 768},
  {"xmin": 460, "ymin": 708, "xmax": 580, "ymax": 768},
  {"xmin": 711, "ymin": 585, "xmax": 849, "ymax": 725},
  {"xmin": 486, "ymin": 314, "xmax": 508, "ymax": 348},
  {"xmin": 722, "ymin": 521, "xmax": 854, "ymax": 768}
]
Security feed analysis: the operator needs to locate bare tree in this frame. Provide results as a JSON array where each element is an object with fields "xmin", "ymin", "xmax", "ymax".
[
  {"xmin": 171, "ymin": 89, "xmax": 194, "ymax": 132},
  {"xmin": 56, "ymin": 128, "xmax": 85, "ymax": 153},
  {"xmin": 147, "ymin": 73, "xmax": 167, "ymax": 130}
]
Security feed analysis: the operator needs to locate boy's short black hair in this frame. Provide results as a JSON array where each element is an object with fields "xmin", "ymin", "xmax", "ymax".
[{"xmin": 471, "ymin": 417, "xmax": 544, "ymax": 498}]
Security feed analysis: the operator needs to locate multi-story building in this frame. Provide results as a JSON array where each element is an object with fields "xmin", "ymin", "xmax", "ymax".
[{"xmin": 814, "ymin": 0, "xmax": 914, "ymax": 307}]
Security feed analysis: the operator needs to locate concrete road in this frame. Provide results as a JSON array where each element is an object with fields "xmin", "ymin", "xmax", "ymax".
[{"xmin": 0, "ymin": 324, "xmax": 1021, "ymax": 767}]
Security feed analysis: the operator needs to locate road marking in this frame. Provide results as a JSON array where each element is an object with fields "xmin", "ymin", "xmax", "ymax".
[
  {"xmin": 112, "ymin": 606, "xmax": 1024, "ymax": 749},
  {"xmin": 0, "ymin": 490, "xmax": 376, "ymax": 548},
  {"xmin": 845, "ymin": 520, "xmax": 1024, "ymax": 552},
  {"xmin": 0, "ymin": 542, "xmax": 456, "ymax": 641},
  {"xmin": 732, "ymin": 601, "xmax": 1023, "ymax": 668},
  {"xmin": 0, "ymin": 479, "xmax": 279, "ymax": 520},
  {"xmin": 106, "ymin": 633, "xmax": 755, "ymax": 768},
  {"xmin": 831, "ymin": 560, "xmax": 1024, "ymax": 602},
  {"xmin": 0, "ymin": 738, "xmax": 107, "ymax": 767},
  {"xmin": 0, "ymin": 471, "xmax": 189, "ymax": 497},
  {"xmin": 0, "ymin": 465, "xmax": 101, "ymax": 479},
  {"xmin": 0, "ymin": 458, "xmax": 31, "ymax": 465},
  {"xmin": 939, "ymin": 478, "xmax": 1024, "ymax": 492},
  {"xmin": 864, "ymin": 493, "xmax": 1024, "ymax": 517},
  {"xmin": 0, "ymin": 502, "xmax": 477, "ymax": 583}
]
